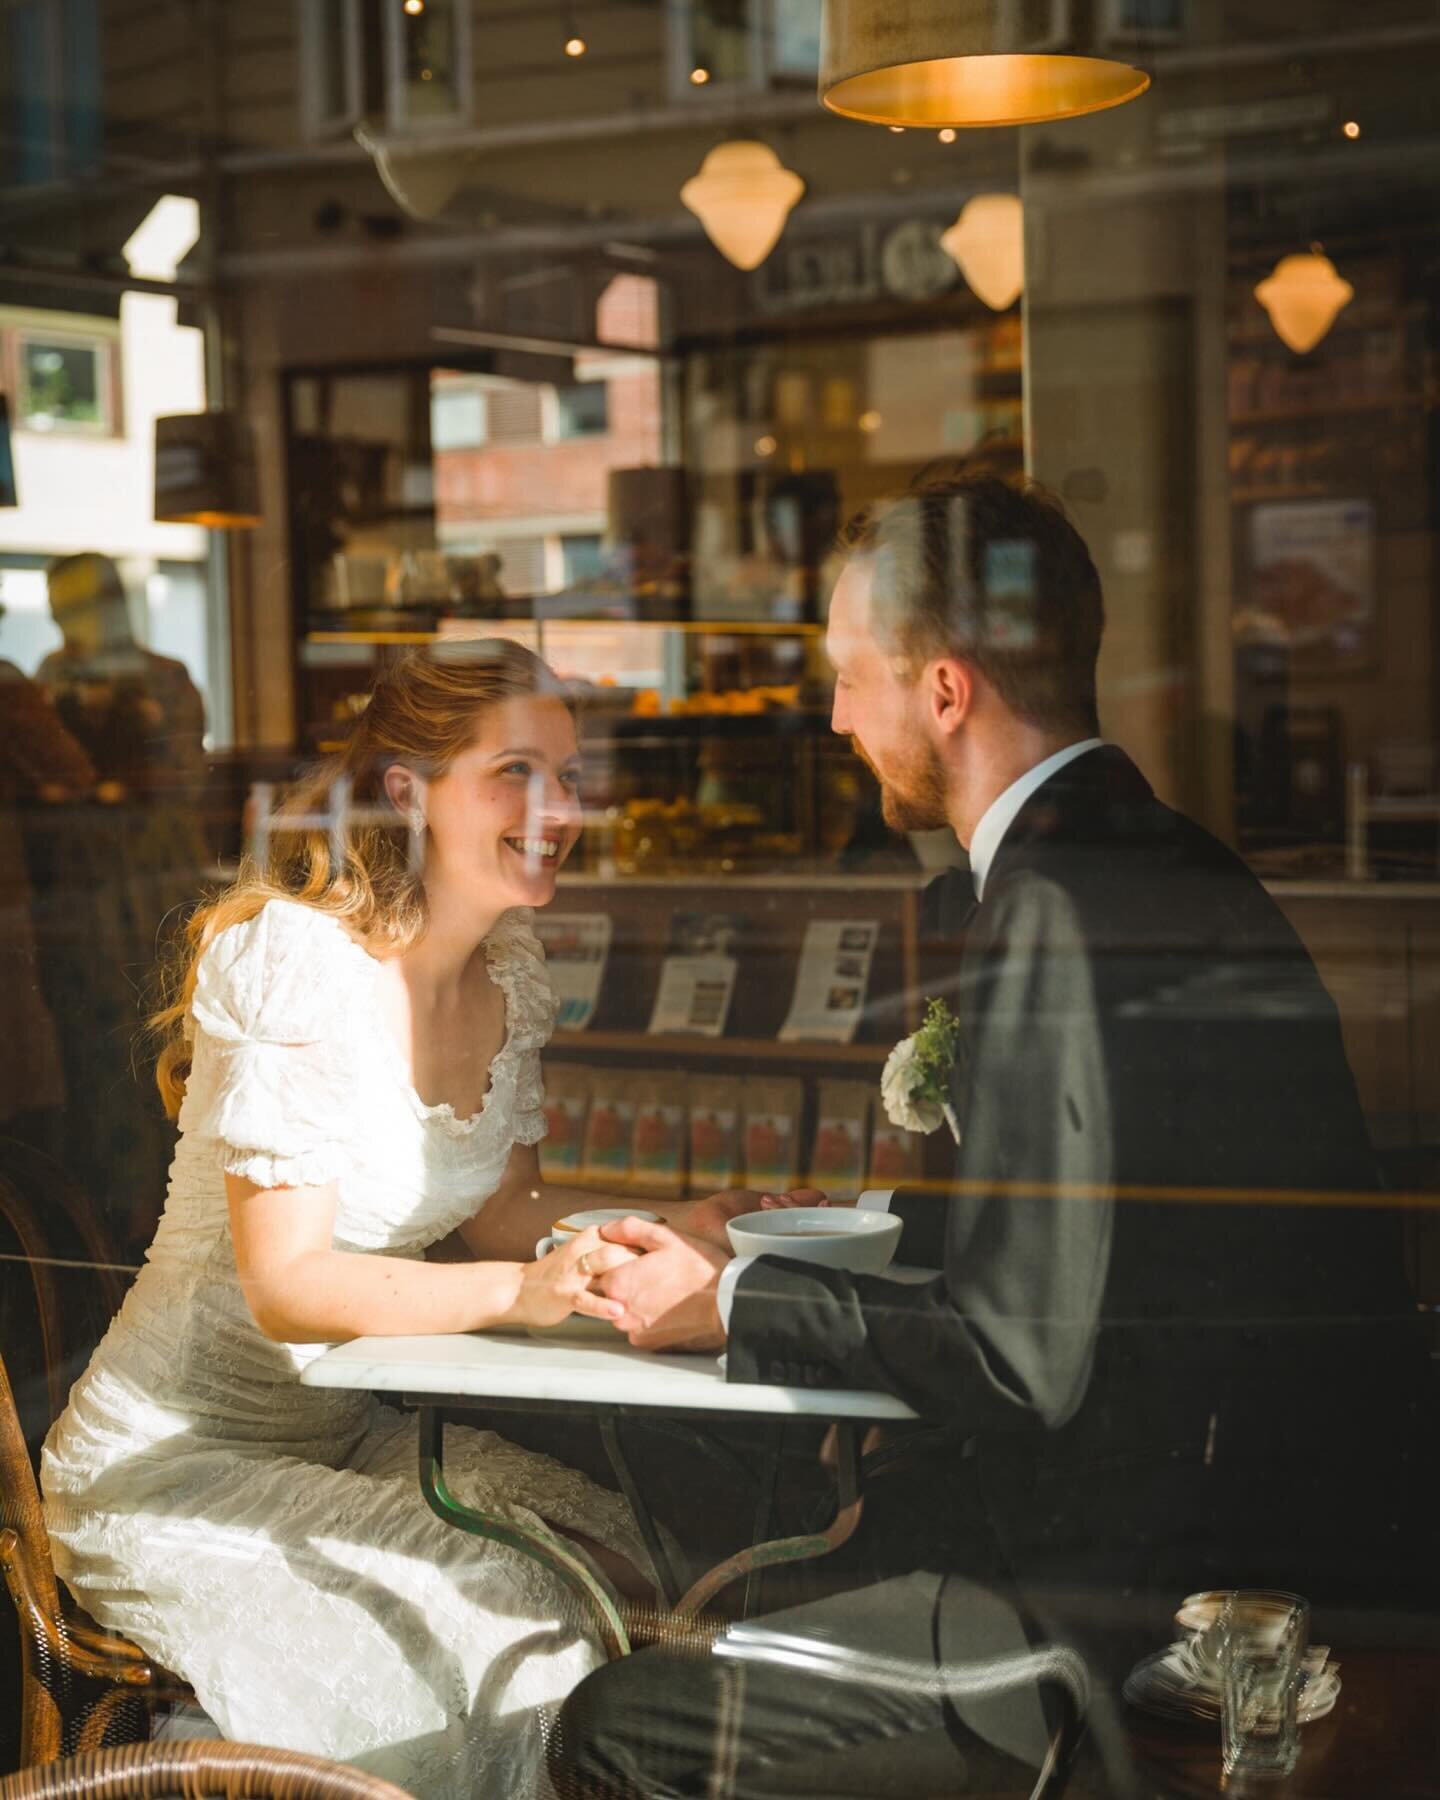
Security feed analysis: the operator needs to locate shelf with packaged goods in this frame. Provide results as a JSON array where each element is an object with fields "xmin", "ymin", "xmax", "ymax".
[
  {"xmin": 303, "ymin": 616, "xmax": 824, "ymax": 652},
  {"xmin": 548, "ymin": 1030, "xmax": 892, "ymax": 1066}
]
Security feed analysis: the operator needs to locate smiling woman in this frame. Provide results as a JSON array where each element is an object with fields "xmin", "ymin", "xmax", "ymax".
[{"xmin": 39, "ymin": 640, "xmax": 668, "ymax": 1797}]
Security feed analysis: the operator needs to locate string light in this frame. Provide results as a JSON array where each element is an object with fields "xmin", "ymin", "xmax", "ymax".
[
  {"xmin": 938, "ymin": 127, "xmax": 956, "ymax": 143},
  {"xmin": 754, "ymin": 434, "xmax": 778, "ymax": 457},
  {"xmin": 403, "ymin": 0, "xmax": 424, "ymax": 14},
  {"xmin": 690, "ymin": 65, "xmax": 710, "ymax": 85},
  {"xmin": 565, "ymin": 34, "xmax": 586, "ymax": 56},
  {"xmin": 1342, "ymin": 120, "xmax": 1361, "ymax": 139}
]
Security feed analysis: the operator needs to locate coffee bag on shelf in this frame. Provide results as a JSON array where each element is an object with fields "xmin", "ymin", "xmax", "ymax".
[
  {"xmin": 580, "ymin": 1072, "xmax": 637, "ymax": 1188},
  {"xmin": 539, "ymin": 1064, "xmax": 591, "ymax": 1182},
  {"xmin": 629, "ymin": 1071, "xmax": 689, "ymax": 1198},
  {"xmin": 688, "ymin": 1073, "xmax": 743, "ymax": 1193},
  {"xmin": 807, "ymin": 1080, "xmax": 871, "ymax": 1200},
  {"xmin": 742, "ymin": 1075, "xmax": 803, "ymax": 1193}
]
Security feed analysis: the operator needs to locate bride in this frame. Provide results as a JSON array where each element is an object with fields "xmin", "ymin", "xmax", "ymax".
[{"xmin": 42, "ymin": 641, "xmax": 783, "ymax": 1797}]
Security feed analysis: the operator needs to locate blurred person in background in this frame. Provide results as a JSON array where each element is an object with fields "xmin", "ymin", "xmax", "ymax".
[
  {"xmin": 28, "ymin": 553, "xmax": 209, "ymax": 1249},
  {"xmin": 0, "ymin": 617, "xmax": 95, "ymax": 1145}
]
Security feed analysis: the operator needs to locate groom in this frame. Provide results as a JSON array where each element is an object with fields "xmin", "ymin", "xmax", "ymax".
[{"xmin": 555, "ymin": 471, "xmax": 1431, "ymax": 1797}]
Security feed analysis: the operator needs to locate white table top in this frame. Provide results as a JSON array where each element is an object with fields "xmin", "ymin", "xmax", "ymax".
[{"xmin": 301, "ymin": 1326, "xmax": 919, "ymax": 1422}]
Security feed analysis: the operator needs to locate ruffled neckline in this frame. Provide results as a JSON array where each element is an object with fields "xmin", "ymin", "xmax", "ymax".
[{"xmin": 356, "ymin": 907, "xmax": 538, "ymax": 1138}]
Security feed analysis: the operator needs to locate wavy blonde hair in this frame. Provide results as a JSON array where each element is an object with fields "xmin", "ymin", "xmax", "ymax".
[{"xmin": 152, "ymin": 640, "xmax": 568, "ymax": 1118}]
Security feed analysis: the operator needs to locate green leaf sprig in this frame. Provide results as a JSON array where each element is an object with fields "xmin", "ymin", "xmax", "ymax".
[{"xmin": 907, "ymin": 997, "xmax": 960, "ymax": 1108}]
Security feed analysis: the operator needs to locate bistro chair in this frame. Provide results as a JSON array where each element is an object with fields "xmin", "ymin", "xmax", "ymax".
[
  {"xmin": 0, "ymin": 1741, "xmax": 412, "ymax": 1800},
  {"xmin": 0, "ymin": 1154, "xmax": 194, "ymax": 1767}
]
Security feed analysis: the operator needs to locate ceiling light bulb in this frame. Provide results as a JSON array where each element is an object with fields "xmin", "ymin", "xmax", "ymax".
[
  {"xmin": 690, "ymin": 65, "xmax": 710, "ymax": 85},
  {"xmin": 940, "ymin": 193, "xmax": 1024, "ymax": 311},
  {"xmin": 565, "ymin": 34, "xmax": 586, "ymax": 56},
  {"xmin": 680, "ymin": 140, "xmax": 805, "ymax": 271},
  {"xmin": 754, "ymin": 434, "xmax": 778, "ymax": 457},
  {"xmin": 1343, "ymin": 120, "xmax": 1360, "ymax": 139},
  {"xmin": 403, "ymin": 0, "xmax": 424, "ymax": 13},
  {"xmin": 938, "ymin": 127, "xmax": 956, "ymax": 143},
  {"xmin": 1254, "ymin": 251, "xmax": 1355, "ymax": 354}
]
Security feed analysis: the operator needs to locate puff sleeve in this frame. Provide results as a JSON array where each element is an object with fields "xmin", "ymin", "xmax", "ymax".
[{"xmin": 187, "ymin": 901, "xmax": 365, "ymax": 1189}]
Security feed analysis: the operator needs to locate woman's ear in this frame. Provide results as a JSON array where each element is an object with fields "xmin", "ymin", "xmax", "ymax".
[
  {"xmin": 928, "ymin": 658, "xmax": 973, "ymax": 738},
  {"xmin": 382, "ymin": 764, "xmax": 420, "ymax": 814}
]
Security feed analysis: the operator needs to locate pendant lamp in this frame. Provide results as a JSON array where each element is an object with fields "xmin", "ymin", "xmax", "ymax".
[
  {"xmin": 154, "ymin": 411, "xmax": 262, "ymax": 528},
  {"xmin": 1253, "ymin": 251, "xmax": 1354, "ymax": 355},
  {"xmin": 820, "ymin": 0, "xmax": 1152, "ymax": 129},
  {"xmin": 0, "ymin": 396, "xmax": 17, "ymax": 509},
  {"xmin": 940, "ymin": 194, "xmax": 1024, "ymax": 310},
  {"xmin": 680, "ymin": 141, "xmax": 805, "ymax": 271}
]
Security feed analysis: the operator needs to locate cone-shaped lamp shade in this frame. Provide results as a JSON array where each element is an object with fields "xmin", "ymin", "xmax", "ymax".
[
  {"xmin": 0, "ymin": 396, "xmax": 17, "ymax": 509},
  {"xmin": 154, "ymin": 411, "xmax": 261, "ymax": 527},
  {"xmin": 940, "ymin": 194, "xmax": 1024, "ymax": 310},
  {"xmin": 820, "ymin": 0, "xmax": 1151, "ymax": 128},
  {"xmin": 1254, "ymin": 252, "xmax": 1354, "ymax": 355},
  {"xmin": 680, "ymin": 141, "xmax": 805, "ymax": 271}
]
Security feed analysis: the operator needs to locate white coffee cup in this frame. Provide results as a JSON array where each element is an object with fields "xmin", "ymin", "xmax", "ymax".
[
  {"xmin": 534, "ymin": 1208, "xmax": 661, "ymax": 1261},
  {"xmin": 725, "ymin": 1206, "xmax": 901, "ymax": 1275}
]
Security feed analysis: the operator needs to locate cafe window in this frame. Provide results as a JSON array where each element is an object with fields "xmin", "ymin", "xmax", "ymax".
[
  {"xmin": 666, "ymin": 0, "xmax": 818, "ymax": 97},
  {"xmin": 298, "ymin": 0, "xmax": 362, "ymax": 139},
  {"xmin": 298, "ymin": 0, "xmax": 470, "ymax": 138},
  {"xmin": 13, "ymin": 328, "xmax": 116, "ymax": 436},
  {"xmin": 382, "ymin": 0, "xmax": 471, "ymax": 132},
  {"xmin": 430, "ymin": 381, "xmax": 487, "ymax": 452},
  {"xmin": 1, "ymin": 0, "xmax": 100, "ymax": 183},
  {"xmin": 560, "ymin": 532, "xmax": 605, "ymax": 588},
  {"xmin": 553, "ymin": 381, "xmax": 609, "ymax": 442}
]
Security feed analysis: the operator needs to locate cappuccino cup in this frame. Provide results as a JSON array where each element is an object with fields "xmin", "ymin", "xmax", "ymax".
[{"xmin": 534, "ymin": 1208, "xmax": 660, "ymax": 1261}]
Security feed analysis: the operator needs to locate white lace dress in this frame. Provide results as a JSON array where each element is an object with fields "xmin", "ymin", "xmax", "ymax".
[{"xmin": 42, "ymin": 899, "xmax": 648, "ymax": 1799}]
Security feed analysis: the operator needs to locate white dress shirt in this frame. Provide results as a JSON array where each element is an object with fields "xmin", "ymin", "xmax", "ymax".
[{"xmin": 715, "ymin": 738, "xmax": 1105, "ymax": 1331}]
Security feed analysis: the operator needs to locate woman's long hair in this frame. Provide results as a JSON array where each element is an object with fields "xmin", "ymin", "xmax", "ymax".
[{"xmin": 152, "ymin": 640, "xmax": 566, "ymax": 1118}]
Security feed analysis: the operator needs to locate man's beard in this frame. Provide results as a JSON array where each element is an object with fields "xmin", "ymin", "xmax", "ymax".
[{"xmin": 853, "ymin": 735, "xmax": 949, "ymax": 833}]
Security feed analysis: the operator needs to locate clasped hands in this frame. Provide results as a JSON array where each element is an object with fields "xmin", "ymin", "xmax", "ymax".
[{"xmin": 584, "ymin": 1188, "xmax": 827, "ymax": 1353}]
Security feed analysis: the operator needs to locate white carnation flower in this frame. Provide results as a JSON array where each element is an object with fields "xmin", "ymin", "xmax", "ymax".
[{"xmin": 881, "ymin": 1036, "xmax": 945, "ymax": 1135}]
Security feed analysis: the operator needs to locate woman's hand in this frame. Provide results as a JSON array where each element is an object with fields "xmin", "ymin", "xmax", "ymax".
[
  {"xmin": 513, "ymin": 1227, "xmax": 639, "ymax": 1328},
  {"xmin": 679, "ymin": 1187, "xmax": 830, "ymax": 1250}
]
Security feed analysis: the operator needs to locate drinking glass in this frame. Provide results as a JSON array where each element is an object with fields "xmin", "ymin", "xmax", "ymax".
[{"xmin": 1218, "ymin": 1589, "xmax": 1310, "ymax": 1781}]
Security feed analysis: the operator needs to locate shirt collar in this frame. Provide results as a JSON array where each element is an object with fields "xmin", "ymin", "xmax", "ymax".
[{"xmin": 967, "ymin": 739, "xmax": 1104, "ymax": 901}]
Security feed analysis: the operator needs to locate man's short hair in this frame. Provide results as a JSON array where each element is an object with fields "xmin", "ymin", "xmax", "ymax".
[{"xmin": 838, "ymin": 468, "xmax": 1104, "ymax": 737}]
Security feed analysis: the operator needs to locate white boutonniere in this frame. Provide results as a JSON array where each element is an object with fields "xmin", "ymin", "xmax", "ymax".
[{"xmin": 880, "ymin": 997, "xmax": 962, "ymax": 1146}]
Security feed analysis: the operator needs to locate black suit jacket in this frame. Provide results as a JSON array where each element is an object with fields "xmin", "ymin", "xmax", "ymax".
[{"xmin": 728, "ymin": 747, "xmax": 1432, "ymax": 1705}]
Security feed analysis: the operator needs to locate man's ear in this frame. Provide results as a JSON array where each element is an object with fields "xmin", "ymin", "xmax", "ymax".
[{"xmin": 927, "ymin": 658, "xmax": 974, "ymax": 739}]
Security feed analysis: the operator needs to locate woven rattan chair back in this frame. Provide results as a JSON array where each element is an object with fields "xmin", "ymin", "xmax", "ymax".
[
  {"xmin": 0, "ymin": 1740, "xmax": 414, "ymax": 1800},
  {"xmin": 0, "ymin": 1159, "xmax": 191, "ymax": 1768}
]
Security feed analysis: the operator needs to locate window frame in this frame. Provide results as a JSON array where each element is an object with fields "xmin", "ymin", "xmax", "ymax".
[
  {"xmin": 383, "ymin": 0, "xmax": 473, "ymax": 136},
  {"xmin": 298, "ymin": 0, "xmax": 363, "ymax": 142},
  {"xmin": 11, "ymin": 323, "xmax": 119, "ymax": 439}
]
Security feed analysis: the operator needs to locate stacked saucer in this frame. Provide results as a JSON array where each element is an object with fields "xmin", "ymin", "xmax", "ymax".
[{"xmin": 1123, "ymin": 1590, "xmax": 1340, "ymax": 1725}]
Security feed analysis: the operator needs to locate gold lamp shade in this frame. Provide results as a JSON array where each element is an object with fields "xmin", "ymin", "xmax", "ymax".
[
  {"xmin": 154, "ymin": 411, "xmax": 262, "ymax": 528},
  {"xmin": 680, "ymin": 141, "xmax": 805, "ymax": 271},
  {"xmin": 820, "ymin": 0, "xmax": 1152, "ymax": 129},
  {"xmin": 1254, "ymin": 252, "xmax": 1354, "ymax": 355}
]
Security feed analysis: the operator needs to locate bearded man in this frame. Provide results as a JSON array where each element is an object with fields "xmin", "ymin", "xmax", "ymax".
[{"xmin": 553, "ymin": 471, "xmax": 1430, "ymax": 1799}]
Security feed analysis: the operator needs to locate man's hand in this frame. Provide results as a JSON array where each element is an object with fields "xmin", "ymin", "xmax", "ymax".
[
  {"xmin": 594, "ymin": 1217, "xmax": 730, "ymax": 1351},
  {"xmin": 680, "ymin": 1187, "xmax": 829, "ymax": 1250}
]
